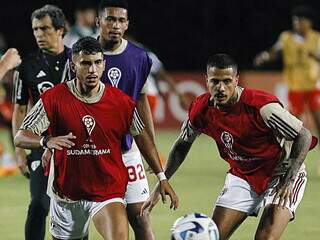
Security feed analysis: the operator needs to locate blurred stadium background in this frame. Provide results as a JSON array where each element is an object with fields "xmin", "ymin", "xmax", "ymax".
[{"xmin": 0, "ymin": 0, "xmax": 320, "ymax": 239}]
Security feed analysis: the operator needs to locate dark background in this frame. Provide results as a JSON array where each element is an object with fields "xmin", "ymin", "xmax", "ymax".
[{"xmin": 1, "ymin": 0, "xmax": 320, "ymax": 71}]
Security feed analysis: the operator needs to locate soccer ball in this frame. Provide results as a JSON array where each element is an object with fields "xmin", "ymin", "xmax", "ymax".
[{"xmin": 171, "ymin": 212, "xmax": 219, "ymax": 240}]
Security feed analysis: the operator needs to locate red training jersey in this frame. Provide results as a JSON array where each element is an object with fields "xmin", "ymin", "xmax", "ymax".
[
  {"xmin": 189, "ymin": 88, "xmax": 283, "ymax": 194},
  {"xmin": 41, "ymin": 83, "xmax": 135, "ymax": 201}
]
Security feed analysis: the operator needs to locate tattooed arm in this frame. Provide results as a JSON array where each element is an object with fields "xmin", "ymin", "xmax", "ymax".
[
  {"xmin": 164, "ymin": 137, "xmax": 194, "ymax": 179},
  {"xmin": 285, "ymin": 127, "xmax": 312, "ymax": 181},
  {"xmin": 260, "ymin": 102, "xmax": 313, "ymax": 207},
  {"xmin": 141, "ymin": 119, "xmax": 200, "ymax": 213}
]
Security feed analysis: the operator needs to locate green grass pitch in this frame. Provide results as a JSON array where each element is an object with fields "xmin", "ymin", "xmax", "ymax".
[{"xmin": 0, "ymin": 130, "xmax": 319, "ymax": 239}]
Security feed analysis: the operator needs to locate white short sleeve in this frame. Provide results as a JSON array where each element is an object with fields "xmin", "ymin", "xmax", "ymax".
[
  {"xmin": 260, "ymin": 103, "xmax": 303, "ymax": 140},
  {"xmin": 130, "ymin": 108, "xmax": 145, "ymax": 136},
  {"xmin": 20, "ymin": 99, "xmax": 50, "ymax": 136}
]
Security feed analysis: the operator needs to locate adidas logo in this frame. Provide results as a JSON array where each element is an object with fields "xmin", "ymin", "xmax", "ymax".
[
  {"xmin": 141, "ymin": 188, "xmax": 148, "ymax": 195},
  {"xmin": 36, "ymin": 70, "xmax": 46, "ymax": 78}
]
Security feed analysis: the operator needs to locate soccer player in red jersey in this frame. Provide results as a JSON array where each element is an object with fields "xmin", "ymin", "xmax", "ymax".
[
  {"xmin": 14, "ymin": 37, "xmax": 178, "ymax": 240},
  {"xmin": 143, "ymin": 54, "xmax": 317, "ymax": 240}
]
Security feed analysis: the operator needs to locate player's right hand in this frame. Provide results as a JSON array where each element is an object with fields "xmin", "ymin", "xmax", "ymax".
[
  {"xmin": 15, "ymin": 149, "xmax": 29, "ymax": 178},
  {"xmin": 1, "ymin": 48, "xmax": 21, "ymax": 70},
  {"xmin": 46, "ymin": 132, "xmax": 76, "ymax": 150}
]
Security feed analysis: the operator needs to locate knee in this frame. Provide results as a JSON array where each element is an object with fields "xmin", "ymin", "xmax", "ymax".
[
  {"xmin": 255, "ymin": 230, "xmax": 277, "ymax": 240},
  {"xmin": 28, "ymin": 198, "xmax": 49, "ymax": 216},
  {"xmin": 111, "ymin": 230, "xmax": 128, "ymax": 240},
  {"xmin": 129, "ymin": 212, "xmax": 151, "ymax": 230}
]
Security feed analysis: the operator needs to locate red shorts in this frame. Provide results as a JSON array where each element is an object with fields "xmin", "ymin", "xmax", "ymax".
[
  {"xmin": 147, "ymin": 95, "xmax": 158, "ymax": 118},
  {"xmin": 288, "ymin": 89, "xmax": 320, "ymax": 116}
]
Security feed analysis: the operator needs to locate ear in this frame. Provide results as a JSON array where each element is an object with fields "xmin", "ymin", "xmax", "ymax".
[
  {"xmin": 125, "ymin": 20, "xmax": 129, "ymax": 31},
  {"xmin": 70, "ymin": 60, "xmax": 76, "ymax": 73},
  {"xmin": 102, "ymin": 59, "xmax": 106, "ymax": 72},
  {"xmin": 205, "ymin": 74, "xmax": 209, "ymax": 88},
  {"xmin": 57, "ymin": 28, "xmax": 64, "ymax": 38},
  {"xmin": 95, "ymin": 17, "xmax": 100, "ymax": 28},
  {"xmin": 235, "ymin": 74, "xmax": 239, "ymax": 85}
]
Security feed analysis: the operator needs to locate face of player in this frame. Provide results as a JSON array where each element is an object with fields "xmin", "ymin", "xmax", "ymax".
[
  {"xmin": 206, "ymin": 67, "xmax": 239, "ymax": 108},
  {"xmin": 72, "ymin": 52, "xmax": 105, "ymax": 92},
  {"xmin": 292, "ymin": 16, "xmax": 312, "ymax": 34},
  {"xmin": 97, "ymin": 7, "xmax": 129, "ymax": 45},
  {"xmin": 32, "ymin": 15, "xmax": 64, "ymax": 53}
]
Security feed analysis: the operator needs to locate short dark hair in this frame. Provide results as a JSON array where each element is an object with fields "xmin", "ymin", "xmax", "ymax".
[
  {"xmin": 72, "ymin": 37, "xmax": 104, "ymax": 56},
  {"xmin": 206, "ymin": 54, "xmax": 238, "ymax": 74},
  {"xmin": 98, "ymin": 0, "xmax": 128, "ymax": 16},
  {"xmin": 291, "ymin": 5, "xmax": 315, "ymax": 21},
  {"xmin": 31, "ymin": 5, "xmax": 67, "ymax": 36}
]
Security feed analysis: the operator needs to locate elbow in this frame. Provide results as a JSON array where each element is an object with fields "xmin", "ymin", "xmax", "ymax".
[
  {"xmin": 300, "ymin": 126, "xmax": 312, "ymax": 145},
  {"xmin": 14, "ymin": 132, "xmax": 22, "ymax": 148}
]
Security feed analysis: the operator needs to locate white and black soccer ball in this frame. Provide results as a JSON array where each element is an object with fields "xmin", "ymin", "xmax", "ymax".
[{"xmin": 171, "ymin": 212, "xmax": 219, "ymax": 240}]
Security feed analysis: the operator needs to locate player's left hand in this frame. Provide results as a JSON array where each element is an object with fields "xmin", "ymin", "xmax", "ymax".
[
  {"xmin": 141, "ymin": 179, "xmax": 179, "ymax": 217},
  {"xmin": 271, "ymin": 174, "xmax": 295, "ymax": 209},
  {"xmin": 158, "ymin": 179, "xmax": 179, "ymax": 210},
  {"xmin": 140, "ymin": 184, "xmax": 161, "ymax": 216}
]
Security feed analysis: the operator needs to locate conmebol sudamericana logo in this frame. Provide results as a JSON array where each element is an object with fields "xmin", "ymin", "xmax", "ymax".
[{"xmin": 82, "ymin": 115, "xmax": 95, "ymax": 142}]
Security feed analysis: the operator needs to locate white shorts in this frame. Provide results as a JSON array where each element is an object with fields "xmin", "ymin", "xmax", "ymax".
[
  {"xmin": 122, "ymin": 141, "xmax": 150, "ymax": 204},
  {"xmin": 49, "ymin": 197, "xmax": 125, "ymax": 239},
  {"xmin": 215, "ymin": 171, "xmax": 307, "ymax": 220}
]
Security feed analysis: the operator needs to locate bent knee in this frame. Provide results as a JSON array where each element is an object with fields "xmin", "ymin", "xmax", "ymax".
[
  {"xmin": 110, "ymin": 229, "xmax": 128, "ymax": 240},
  {"xmin": 129, "ymin": 212, "xmax": 151, "ymax": 229},
  {"xmin": 29, "ymin": 198, "xmax": 49, "ymax": 213},
  {"xmin": 255, "ymin": 230, "xmax": 278, "ymax": 240}
]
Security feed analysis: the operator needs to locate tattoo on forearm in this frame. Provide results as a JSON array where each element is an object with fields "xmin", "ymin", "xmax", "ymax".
[
  {"xmin": 165, "ymin": 138, "xmax": 193, "ymax": 179},
  {"xmin": 287, "ymin": 127, "xmax": 311, "ymax": 180}
]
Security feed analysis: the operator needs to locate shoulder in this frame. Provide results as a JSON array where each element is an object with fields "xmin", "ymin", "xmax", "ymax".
[
  {"xmin": 189, "ymin": 93, "xmax": 210, "ymax": 120},
  {"xmin": 127, "ymin": 41, "xmax": 150, "ymax": 60},
  {"xmin": 65, "ymin": 47, "xmax": 72, "ymax": 58},
  {"xmin": 18, "ymin": 51, "xmax": 41, "ymax": 69},
  {"xmin": 240, "ymin": 88, "xmax": 281, "ymax": 109},
  {"xmin": 41, "ymin": 83, "xmax": 67, "ymax": 99},
  {"xmin": 106, "ymin": 85, "xmax": 135, "ymax": 105},
  {"xmin": 309, "ymin": 30, "xmax": 320, "ymax": 39},
  {"xmin": 127, "ymin": 41, "xmax": 147, "ymax": 54},
  {"xmin": 16, "ymin": 51, "xmax": 43, "ymax": 77},
  {"xmin": 279, "ymin": 31, "xmax": 292, "ymax": 41}
]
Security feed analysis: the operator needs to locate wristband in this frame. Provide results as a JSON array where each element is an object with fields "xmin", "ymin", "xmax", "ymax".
[
  {"xmin": 156, "ymin": 172, "xmax": 167, "ymax": 181},
  {"xmin": 39, "ymin": 136, "xmax": 45, "ymax": 147},
  {"xmin": 40, "ymin": 135, "xmax": 51, "ymax": 148}
]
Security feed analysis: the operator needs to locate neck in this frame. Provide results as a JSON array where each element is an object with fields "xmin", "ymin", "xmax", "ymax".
[
  {"xmin": 42, "ymin": 41, "xmax": 64, "ymax": 55},
  {"xmin": 75, "ymin": 79, "xmax": 100, "ymax": 98},
  {"xmin": 214, "ymin": 88, "xmax": 239, "ymax": 110},
  {"xmin": 100, "ymin": 38, "xmax": 122, "ymax": 52}
]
